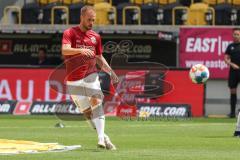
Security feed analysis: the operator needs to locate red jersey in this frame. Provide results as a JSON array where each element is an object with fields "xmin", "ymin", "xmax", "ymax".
[{"xmin": 62, "ymin": 26, "xmax": 103, "ymax": 81}]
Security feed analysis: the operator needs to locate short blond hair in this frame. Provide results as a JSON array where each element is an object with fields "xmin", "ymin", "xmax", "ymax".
[{"xmin": 81, "ymin": 5, "xmax": 95, "ymax": 16}]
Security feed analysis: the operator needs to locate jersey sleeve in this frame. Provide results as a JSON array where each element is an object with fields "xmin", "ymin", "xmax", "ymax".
[
  {"xmin": 96, "ymin": 35, "xmax": 103, "ymax": 55},
  {"xmin": 62, "ymin": 29, "xmax": 72, "ymax": 45},
  {"xmin": 225, "ymin": 44, "xmax": 231, "ymax": 55}
]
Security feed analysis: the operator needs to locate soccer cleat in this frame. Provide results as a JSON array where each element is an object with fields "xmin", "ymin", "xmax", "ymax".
[
  {"xmin": 104, "ymin": 134, "xmax": 117, "ymax": 150},
  {"xmin": 97, "ymin": 138, "xmax": 106, "ymax": 149},
  {"xmin": 234, "ymin": 131, "xmax": 240, "ymax": 137}
]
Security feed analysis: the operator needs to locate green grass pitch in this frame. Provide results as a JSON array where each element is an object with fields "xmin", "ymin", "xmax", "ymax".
[{"xmin": 0, "ymin": 115, "xmax": 239, "ymax": 160}]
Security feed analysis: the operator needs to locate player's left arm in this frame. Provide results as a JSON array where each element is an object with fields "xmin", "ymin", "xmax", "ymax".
[
  {"xmin": 95, "ymin": 35, "xmax": 119, "ymax": 83},
  {"xmin": 96, "ymin": 55, "xmax": 119, "ymax": 84}
]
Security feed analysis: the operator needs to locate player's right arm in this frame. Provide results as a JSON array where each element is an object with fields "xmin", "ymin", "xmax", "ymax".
[{"xmin": 62, "ymin": 44, "xmax": 94, "ymax": 57}]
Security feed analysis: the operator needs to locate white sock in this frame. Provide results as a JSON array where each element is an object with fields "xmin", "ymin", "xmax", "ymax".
[
  {"xmin": 87, "ymin": 120, "xmax": 109, "ymax": 141},
  {"xmin": 92, "ymin": 115, "xmax": 105, "ymax": 141},
  {"xmin": 236, "ymin": 112, "xmax": 240, "ymax": 131},
  {"xmin": 92, "ymin": 105, "xmax": 105, "ymax": 141}
]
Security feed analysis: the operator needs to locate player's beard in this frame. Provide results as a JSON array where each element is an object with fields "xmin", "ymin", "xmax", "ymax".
[
  {"xmin": 84, "ymin": 24, "xmax": 92, "ymax": 31},
  {"xmin": 233, "ymin": 37, "xmax": 240, "ymax": 43}
]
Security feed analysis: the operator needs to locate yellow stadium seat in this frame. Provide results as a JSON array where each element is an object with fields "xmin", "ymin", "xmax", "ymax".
[
  {"xmin": 158, "ymin": 0, "xmax": 176, "ymax": 5},
  {"xmin": 132, "ymin": 0, "xmax": 177, "ymax": 5},
  {"xmin": 203, "ymin": 0, "xmax": 232, "ymax": 5},
  {"xmin": 94, "ymin": 2, "xmax": 116, "ymax": 25},
  {"xmin": 38, "ymin": 0, "xmax": 59, "ymax": 5},
  {"xmin": 132, "ymin": 0, "xmax": 154, "ymax": 5},
  {"xmin": 132, "ymin": 0, "xmax": 143, "ymax": 5},
  {"xmin": 72, "ymin": 0, "xmax": 84, "ymax": 3},
  {"xmin": 87, "ymin": 0, "xmax": 106, "ymax": 5},
  {"xmin": 63, "ymin": 0, "xmax": 84, "ymax": 5},
  {"xmin": 186, "ymin": 3, "xmax": 214, "ymax": 25},
  {"xmin": 232, "ymin": 0, "xmax": 240, "ymax": 5},
  {"xmin": 49, "ymin": 0, "xmax": 60, "ymax": 3}
]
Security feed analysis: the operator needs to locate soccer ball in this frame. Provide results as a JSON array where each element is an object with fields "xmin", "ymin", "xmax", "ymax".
[{"xmin": 189, "ymin": 64, "xmax": 210, "ymax": 84}]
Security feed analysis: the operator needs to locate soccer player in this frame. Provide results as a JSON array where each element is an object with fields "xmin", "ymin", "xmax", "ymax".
[
  {"xmin": 224, "ymin": 28, "xmax": 240, "ymax": 118},
  {"xmin": 61, "ymin": 5, "xmax": 118, "ymax": 149}
]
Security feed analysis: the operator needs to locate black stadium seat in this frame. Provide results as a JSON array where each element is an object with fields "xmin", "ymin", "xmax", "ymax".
[
  {"xmin": 116, "ymin": 2, "xmax": 136, "ymax": 24},
  {"xmin": 214, "ymin": 3, "xmax": 235, "ymax": 25},
  {"xmin": 69, "ymin": 2, "xmax": 85, "ymax": 24},
  {"xmin": 42, "ymin": 2, "xmax": 63, "ymax": 24},
  {"xmin": 112, "ymin": 0, "xmax": 129, "ymax": 6},
  {"xmin": 162, "ymin": 2, "xmax": 182, "ymax": 25},
  {"xmin": 22, "ymin": 2, "xmax": 41, "ymax": 24},
  {"xmin": 141, "ymin": 3, "xmax": 162, "ymax": 24}
]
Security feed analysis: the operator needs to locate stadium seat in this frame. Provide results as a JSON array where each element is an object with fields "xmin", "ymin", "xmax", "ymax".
[
  {"xmin": 116, "ymin": 2, "xmax": 139, "ymax": 24},
  {"xmin": 158, "ymin": 0, "xmax": 177, "ymax": 5},
  {"xmin": 204, "ymin": 0, "xmax": 236, "ymax": 25},
  {"xmin": 231, "ymin": 0, "xmax": 240, "ymax": 24},
  {"xmin": 22, "ymin": 2, "xmax": 42, "ymax": 24},
  {"xmin": 232, "ymin": 0, "xmax": 240, "ymax": 5},
  {"xmin": 94, "ymin": 2, "xmax": 116, "ymax": 25},
  {"xmin": 139, "ymin": 0, "xmax": 179, "ymax": 25},
  {"xmin": 172, "ymin": 5, "xmax": 189, "ymax": 25},
  {"xmin": 186, "ymin": 2, "xmax": 215, "ymax": 25},
  {"xmin": 62, "ymin": 0, "xmax": 83, "ymax": 5},
  {"xmin": 112, "ymin": 0, "xmax": 129, "ymax": 6},
  {"xmin": 179, "ymin": 0, "xmax": 195, "ymax": 6},
  {"xmin": 3, "ymin": 6, "xmax": 22, "ymax": 24},
  {"xmin": 38, "ymin": 0, "xmax": 60, "ymax": 5},
  {"xmin": 132, "ymin": 0, "xmax": 153, "ymax": 5},
  {"xmin": 69, "ymin": 1, "xmax": 85, "ymax": 24},
  {"xmin": 162, "ymin": 1, "xmax": 182, "ymax": 25},
  {"xmin": 42, "ymin": 2, "xmax": 66, "ymax": 24},
  {"xmin": 203, "ymin": 0, "xmax": 233, "ymax": 5},
  {"xmin": 51, "ymin": 6, "xmax": 69, "ymax": 24},
  {"xmin": 122, "ymin": 5, "xmax": 141, "ymax": 25},
  {"xmin": 141, "ymin": 2, "xmax": 163, "ymax": 24},
  {"xmin": 87, "ymin": 0, "xmax": 106, "ymax": 5}
]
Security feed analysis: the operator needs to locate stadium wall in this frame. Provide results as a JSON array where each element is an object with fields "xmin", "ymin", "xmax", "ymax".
[
  {"xmin": 0, "ymin": 25, "xmax": 235, "ymax": 117},
  {"xmin": 0, "ymin": 67, "xmax": 204, "ymax": 117}
]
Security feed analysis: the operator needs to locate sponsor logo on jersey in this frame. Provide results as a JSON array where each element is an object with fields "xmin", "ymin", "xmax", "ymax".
[{"xmin": 90, "ymin": 36, "xmax": 97, "ymax": 44}]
